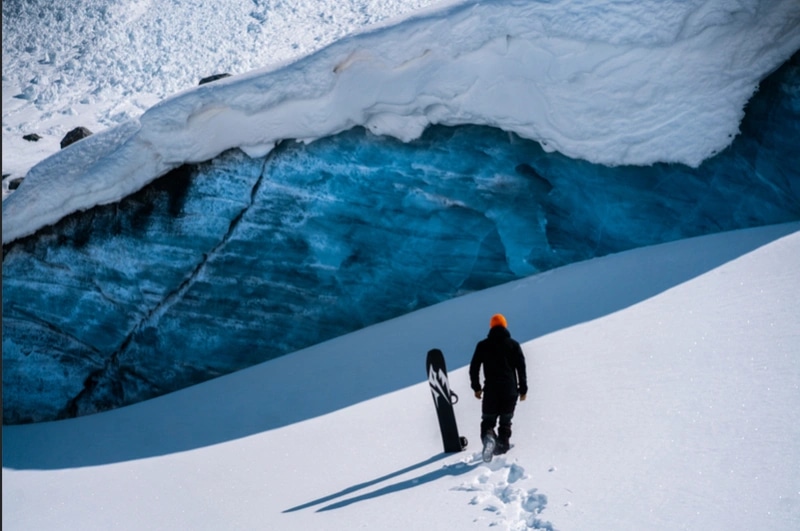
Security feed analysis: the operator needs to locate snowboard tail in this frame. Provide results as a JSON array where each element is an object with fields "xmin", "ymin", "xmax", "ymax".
[{"xmin": 426, "ymin": 348, "xmax": 468, "ymax": 453}]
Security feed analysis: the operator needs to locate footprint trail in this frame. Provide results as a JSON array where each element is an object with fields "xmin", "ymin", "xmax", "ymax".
[{"xmin": 452, "ymin": 453, "xmax": 556, "ymax": 530}]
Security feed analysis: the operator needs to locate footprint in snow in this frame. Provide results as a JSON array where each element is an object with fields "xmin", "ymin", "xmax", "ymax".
[{"xmin": 452, "ymin": 453, "xmax": 556, "ymax": 530}]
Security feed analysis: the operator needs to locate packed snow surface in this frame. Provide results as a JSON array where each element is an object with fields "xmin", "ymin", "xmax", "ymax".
[
  {"xmin": 3, "ymin": 0, "xmax": 800, "ymax": 243},
  {"xmin": 3, "ymin": 1, "xmax": 799, "ymax": 529},
  {"xmin": 4, "ymin": 223, "xmax": 800, "ymax": 530}
]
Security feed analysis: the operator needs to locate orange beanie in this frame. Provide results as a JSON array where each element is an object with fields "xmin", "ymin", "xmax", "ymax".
[{"xmin": 489, "ymin": 314, "xmax": 507, "ymax": 328}]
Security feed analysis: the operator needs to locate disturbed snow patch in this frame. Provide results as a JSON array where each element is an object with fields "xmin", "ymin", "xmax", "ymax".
[{"xmin": 454, "ymin": 454, "xmax": 556, "ymax": 530}]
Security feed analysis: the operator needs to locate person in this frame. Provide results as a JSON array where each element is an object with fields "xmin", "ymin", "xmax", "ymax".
[{"xmin": 469, "ymin": 313, "xmax": 528, "ymax": 456}]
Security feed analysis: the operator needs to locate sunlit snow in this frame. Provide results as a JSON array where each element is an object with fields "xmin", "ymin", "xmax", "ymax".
[
  {"xmin": 2, "ymin": 1, "xmax": 800, "ymax": 530},
  {"xmin": 4, "ymin": 0, "xmax": 799, "ymax": 243}
]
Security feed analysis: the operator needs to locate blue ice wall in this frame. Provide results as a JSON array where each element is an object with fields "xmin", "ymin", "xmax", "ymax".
[{"xmin": 3, "ymin": 53, "xmax": 798, "ymax": 424}]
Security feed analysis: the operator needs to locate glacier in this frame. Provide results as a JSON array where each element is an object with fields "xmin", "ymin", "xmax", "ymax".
[
  {"xmin": 3, "ymin": 51, "xmax": 799, "ymax": 424},
  {"xmin": 2, "ymin": 0, "xmax": 800, "ymax": 424}
]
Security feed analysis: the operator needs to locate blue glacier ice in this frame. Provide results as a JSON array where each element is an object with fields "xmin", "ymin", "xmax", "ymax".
[{"xmin": 2, "ymin": 53, "xmax": 799, "ymax": 424}]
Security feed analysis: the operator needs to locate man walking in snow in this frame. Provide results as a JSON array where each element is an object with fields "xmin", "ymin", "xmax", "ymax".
[{"xmin": 470, "ymin": 313, "xmax": 527, "ymax": 459}]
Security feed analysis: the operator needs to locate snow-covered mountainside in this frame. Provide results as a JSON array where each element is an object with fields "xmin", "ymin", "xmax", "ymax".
[
  {"xmin": 1, "ymin": 0, "xmax": 438, "ymax": 182},
  {"xmin": 2, "ymin": 1, "xmax": 799, "ymax": 528}
]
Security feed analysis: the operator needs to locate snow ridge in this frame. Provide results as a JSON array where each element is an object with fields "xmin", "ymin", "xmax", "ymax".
[{"xmin": 4, "ymin": 0, "xmax": 799, "ymax": 244}]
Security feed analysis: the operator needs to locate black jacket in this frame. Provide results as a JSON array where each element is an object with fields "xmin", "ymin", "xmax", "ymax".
[{"xmin": 470, "ymin": 326, "xmax": 528, "ymax": 397}]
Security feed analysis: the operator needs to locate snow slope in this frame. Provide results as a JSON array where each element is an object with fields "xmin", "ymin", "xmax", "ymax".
[
  {"xmin": 1, "ymin": 0, "xmax": 437, "ymax": 180},
  {"xmin": 4, "ymin": 0, "xmax": 800, "ymax": 243},
  {"xmin": 4, "ymin": 222, "xmax": 799, "ymax": 530},
  {"xmin": 3, "ymin": 1, "xmax": 799, "ymax": 528}
]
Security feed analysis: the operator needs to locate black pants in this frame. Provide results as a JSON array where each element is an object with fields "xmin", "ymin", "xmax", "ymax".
[{"xmin": 480, "ymin": 392, "xmax": 517, "ymax": 443}]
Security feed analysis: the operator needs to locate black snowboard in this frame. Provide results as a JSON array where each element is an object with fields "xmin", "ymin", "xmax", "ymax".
[{"xmin": 426, "ymin": 348, "xmax": 468, "ymax": 453}]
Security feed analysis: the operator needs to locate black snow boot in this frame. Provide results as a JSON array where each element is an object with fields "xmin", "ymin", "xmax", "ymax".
[{"xmin": 495, "ymin": 426, "xmax": 512, "ymax": 455}]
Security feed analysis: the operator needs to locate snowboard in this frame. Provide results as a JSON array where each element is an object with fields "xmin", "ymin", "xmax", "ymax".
[{"xmin": 426, "ymin": 348, "xmax": 468, "ymax": 453}]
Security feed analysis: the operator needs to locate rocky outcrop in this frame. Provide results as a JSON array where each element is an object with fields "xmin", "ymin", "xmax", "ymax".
[
  {"xmin": 199, "ymin": 73, "xmax": 231, "ymax": 85},
  {"xmin": 60, "ymin": 127, "xmax": 93, "ymax": 149}
]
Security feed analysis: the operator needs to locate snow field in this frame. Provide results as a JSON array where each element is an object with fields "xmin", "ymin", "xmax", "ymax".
[
  {"xmin": 4, "ymin": 222, "xmax": 799, "ymax": 530},
  {"xmin": 2, "ymin": 0, "xmax": 437, "ymax": 180},
  {"xmin": 3, "ymin": 0, "xmax": 800, "ymax": 529}
]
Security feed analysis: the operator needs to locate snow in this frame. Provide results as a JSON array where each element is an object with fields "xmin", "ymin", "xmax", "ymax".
[
  {"xmin": 4, "ymin": 0, "xmax": 800, "ymax": 243},
  {"xmin": 1, "ymin": 0, "xmax": 437, "ymax": 180},
  {"xmin": 3, "ymin": 0, "xmax": 800, "ymax": 529},
  {"xmin": 4, "ymin": 222, "xmax": 800, "ymax": 530}
]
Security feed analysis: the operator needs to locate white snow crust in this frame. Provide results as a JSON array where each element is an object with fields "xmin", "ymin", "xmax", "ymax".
[{"xmin": 3, "ymin": 0, "xmax": 800, "ymax": 244}]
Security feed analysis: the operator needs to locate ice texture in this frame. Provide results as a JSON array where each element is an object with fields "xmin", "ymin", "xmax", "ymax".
[{"xmin": 2, "ymin": 54, "xmax": 798, "ymax": 424}]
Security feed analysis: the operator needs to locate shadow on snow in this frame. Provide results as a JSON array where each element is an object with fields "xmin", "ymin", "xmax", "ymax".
[
  {"xmin": 3, "ymin": 222, "xmax": 797, "ymax": 470},
  {"xmin": 283, "ymin": 453, "xmax": 479, "ymax": 513}
]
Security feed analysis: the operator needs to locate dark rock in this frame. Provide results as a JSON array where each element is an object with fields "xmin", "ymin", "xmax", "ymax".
[
  {"xmin": 8, "ymin": 177, "xmax": 25, "ymax": 190},
  {"xmin": 60, "ymin": 127, "xmax": 93, "ymax": 149},
  {"xmin": 199, "ymin": 73, "xmax": 231, "ymax": 85},
  {"xmin": 23, "ymin": 133, "xmax": 42, "ymax": 142}
]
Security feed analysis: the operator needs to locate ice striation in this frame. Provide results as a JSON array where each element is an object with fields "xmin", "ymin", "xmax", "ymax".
[{"xmin": 2, "ymin": 53, "xmax": 799, "ymax": 424}]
